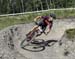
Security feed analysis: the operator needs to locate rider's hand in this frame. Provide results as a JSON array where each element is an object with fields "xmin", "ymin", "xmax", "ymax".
[
  {"xmin": 44, "ymin": 30, "xmax": 50, "ymax": 35},
  {"xmin": 46, "ymin": 32, "xmax": 49, "ymax": 35},
  {"xmin": 34, "ymin": 19, "xmax": 36, "ymax": 22},
  {"xmin": 33, "ymin": 19, "xmax": 36, "ymax": 22},
  {"xmin": 33, "ymin": 20, "xmax": 37, "ymax": 25},
  {"xmin": 44, "ymin": 31, "xmax": 48, "ymax": 35}
]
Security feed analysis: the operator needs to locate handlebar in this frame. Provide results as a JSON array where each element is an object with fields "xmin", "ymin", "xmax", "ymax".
[{"xmin": 35, "ymin": 22, "xmax": 38, "ymax": 25}]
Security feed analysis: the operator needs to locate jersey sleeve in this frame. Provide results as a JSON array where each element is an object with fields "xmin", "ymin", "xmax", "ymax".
[{"xmin": 41, "ymin": 16, "xmax": 49, "ymax": 20}]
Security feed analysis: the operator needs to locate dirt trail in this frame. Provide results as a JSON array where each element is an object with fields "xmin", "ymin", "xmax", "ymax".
[{"xmin": 0, "ymin": 19, "xmax": 75, "ymax": 59}]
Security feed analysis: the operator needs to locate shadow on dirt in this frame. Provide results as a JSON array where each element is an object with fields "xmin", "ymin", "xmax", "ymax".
[{"xmin": 21, "ymin": 39, "xmax": 58, "ymax": 52}]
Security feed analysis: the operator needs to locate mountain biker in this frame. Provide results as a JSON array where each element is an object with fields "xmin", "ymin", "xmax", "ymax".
[{"xmin": 27, "ymin": 13, "xmax": 56, "ymax": 38}]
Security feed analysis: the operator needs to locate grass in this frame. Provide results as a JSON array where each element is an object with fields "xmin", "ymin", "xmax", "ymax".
[
  {"xmin": 0, "ymin": 9, "xmax": 75, "ymax": 30},
  {"xmin": 66, "ymin": 28, "xmax": 75, "ymax": 39}
]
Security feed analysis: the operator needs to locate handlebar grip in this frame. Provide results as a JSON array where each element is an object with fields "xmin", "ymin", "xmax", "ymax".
[{"xmin": 35, "ymin": 22, "xmax": 38, "ymax": 25}]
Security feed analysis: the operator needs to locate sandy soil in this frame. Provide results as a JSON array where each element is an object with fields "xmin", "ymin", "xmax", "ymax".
[{"xmin": 0, "ymin": 19, "xmax": 75, "ymax": 59}]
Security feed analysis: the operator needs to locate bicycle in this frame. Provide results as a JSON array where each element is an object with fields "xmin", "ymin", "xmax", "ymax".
[
  {"xmin": 20, "ymin": 26, "xmax": 47, "ymax": 51},
  {"xmin": 20, "ymin": 22, "xmax": 57, "ymax": 52}
]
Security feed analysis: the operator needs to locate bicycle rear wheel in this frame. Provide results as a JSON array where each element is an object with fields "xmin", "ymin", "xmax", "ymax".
[{"xmin": 22, "ymin": 45, "xmax": 45, "ymax": 52}]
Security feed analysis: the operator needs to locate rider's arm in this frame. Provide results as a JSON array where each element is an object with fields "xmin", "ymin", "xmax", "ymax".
[
  {"xmin": 46, "ymin": 26, "xmax": 51, "ymax": 34},
  {"xmin": 45, "ymin": 20, "xmax": 52, "ymax": 35},
  {"xmin": 34, "ymin": 16, "xmax": 41, "ymax": 22}
]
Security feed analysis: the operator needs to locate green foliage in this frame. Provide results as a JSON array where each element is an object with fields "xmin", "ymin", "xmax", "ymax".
[
  {"xmin": 66, "ymin": 29, "xmax": 75, "ymax": 39},
  {"xmin": 0, "ymin": 0, "xmax": 75, "ymax": 14},
  {"xmin": 0, "ymin": 9, "xmax": 75, "ymax": 30}
]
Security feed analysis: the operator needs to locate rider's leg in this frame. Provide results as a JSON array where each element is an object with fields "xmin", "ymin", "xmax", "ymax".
[
  {"xmin": 26, "ymin": 25, "xmax": 39, "ymax": 37},
  {"xmin": 26, "ymin": 20, "xmax": 42, "ymax": 37},
  {"xmin": 36, "ymin": 26, "xmax": 46, "ymax": 37},
  {"xmin": 26, "ymin": 25, "xmax": 39, "ymax": 41},
  {"xmin": 31, "ymin": 25, "xmax": 39, "ymax": 32}
]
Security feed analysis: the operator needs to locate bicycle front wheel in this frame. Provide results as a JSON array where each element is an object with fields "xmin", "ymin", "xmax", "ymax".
[{"xmin": 20, "ymin": 38, "xmax": 29, "ymax": 48}]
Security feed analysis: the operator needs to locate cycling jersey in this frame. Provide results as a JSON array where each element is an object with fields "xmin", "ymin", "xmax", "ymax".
[{"xmin": 37, "ymin": 16, "xmax": 53, "ymax": 32}]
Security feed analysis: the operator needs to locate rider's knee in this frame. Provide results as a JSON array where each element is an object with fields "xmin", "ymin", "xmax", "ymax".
[{"xmin": 33, "ymin": 25, "xmax": 39, "ymax": 30}]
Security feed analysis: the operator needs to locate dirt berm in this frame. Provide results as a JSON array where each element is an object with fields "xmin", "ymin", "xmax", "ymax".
[{"xmin": 0, "ymin": 19, "xmax": 75, "ymax": 59}]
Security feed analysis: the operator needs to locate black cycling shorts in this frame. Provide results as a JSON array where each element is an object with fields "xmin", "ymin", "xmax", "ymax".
[{"xmin": 36, "ymin": 21, "xmax": 46, "ymax": 32}]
